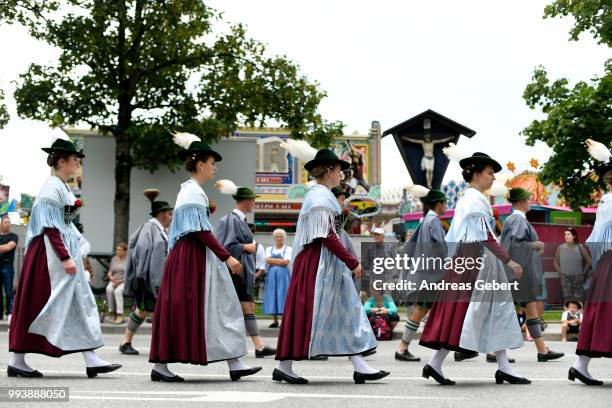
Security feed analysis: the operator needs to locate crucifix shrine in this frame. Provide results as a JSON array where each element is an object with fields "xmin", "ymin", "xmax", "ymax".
[{"xmin": 383, "ymin": 109, "xmax": 476, "ymax": 189}]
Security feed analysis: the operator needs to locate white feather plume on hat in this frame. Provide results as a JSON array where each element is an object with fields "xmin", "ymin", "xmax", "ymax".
[
  {"xmin": 405, "ymin": 180, "xmax": 430, "ymax": 198},
  {"xmin": 215, "ymin": 179, "xmax": 239, "ymax": 195},
  {"xmin": 442, "ymin": 142, "xmax": 471, "ymax": 162},
  {"xmin": 586, "ymin": 138, "xmax": 611, "ymax": 162},
  {"xmin": 487, "ymin": 180, "xmax": 509, "ymax": 197},
  {"xmin": 172, "ymin": 132, "xmax": 201, "ymax": 149},
  {"xmin": 280, "ymin": 139, "xmax": 317, "ymax": 162}
]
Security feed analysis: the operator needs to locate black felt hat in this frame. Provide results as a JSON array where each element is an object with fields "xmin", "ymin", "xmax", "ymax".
[
  {"xmin": 332, "ymin": 186, "xmax": 350, "ymax": 198},
  {"xmin": 596, "ymin": 162, "xmax": 612, "ymax": 177},
  {"xmin": 459, "ymin": 152, "xmax": 502, "ymax": 173},
  {"xmin": 233, "ymin": 187, "xmax": 259, "ymax": 201},
  {"xmin": 178, "ymin": 141, "xmax": 222, "ymax": 162},
  {"xmin": 420, "ymin": 189, "xmax": 447, "ymax": 204},
  {"xmin": 304, "ymin": 149, "xmax": 350, "ymax": 172},
  {"xmin": 507, "ymin": 187, "xmax": 532, "ymax": 203},
  {"xmin": 150, "ymin": 201, "xmax": 173, "ymax": 216},
  {"xmin": 41, "ymin": 139, "xmax": 85, "ymax": 158}
]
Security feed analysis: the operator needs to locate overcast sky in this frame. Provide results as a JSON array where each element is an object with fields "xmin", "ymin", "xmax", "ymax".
[{"xmin": 0, "ymin": 0, "xmax": 609, "ymax": 198}]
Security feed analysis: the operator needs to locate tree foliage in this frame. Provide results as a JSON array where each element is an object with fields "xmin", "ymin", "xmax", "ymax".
[
  {"xmin": 522, "ymin": 61, "xmax": 611, "ymax": 208},
  {"xmin": 522, "ymin": 0, "xmax": 611, "ymax": 208},
  {"xmin": 0, "ymin": 89, "xmax": 9, "ymax": 128},
  {"xmin": 544, "ymin": 0, "xmax": 612, "ymax": 46},
  {"xmin": 2, "ymin": 0, "xmax": 343, "ymax": 243}
]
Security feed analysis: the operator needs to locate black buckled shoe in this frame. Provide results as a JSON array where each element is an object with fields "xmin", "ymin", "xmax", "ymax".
[
  {"xmin": 495, "ymin": 370, "xmax": 531, "ymax": 384},
  {"xmin": 86, "ymin": 364, "xmax": 122, "ymax": 378},
  {"xmin": 119, "ymin": 343, "xmax": 140, "ymax": 355},
  {"xmin": 537, "ymin": 349, "xmax": 564, "ymax": 362},
  {"xmin": 422, "ymin": 364, "xmax": 455, "ymax": 385},
  {"xmin": 486, "ymin": 353, "xmax": 515, "ymax": 363},
  {"xmin": 353, "ymin": 370, "xmax": 390, "ymax": 384},
  {"xmin": 395, "ymin": 350, "xmax": 421, "ymax": 362},
  {"xmin": 255, "ymin": 346, "xmax": 276, "ymax": 358},
  {"xmin": 230, "ymin": 366, "xmax": 262, "ymax": 381},
  {"xmin": 454, "ymin": 351, "xmax": 478, "ymax": 361},
  {"xmin": 7, "ymin": 366, "xmax": 43, "ymax": 378},
  {"xmin": 269, "ymin": 321, "xmax": 279, "ymax": 328},
  {"xmin": 568, "ymin": 367, "xmax": 603, "ymax": 386},
  {"xmin": 151, "ymin": 369, "xmax": 184, "ymax": 382},
  {"xmin": 272, "ymin": 368, "xmax": 309, "ymax": 384}
]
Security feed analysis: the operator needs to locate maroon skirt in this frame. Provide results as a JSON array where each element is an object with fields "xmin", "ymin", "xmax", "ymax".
[
  {"xmin": 149, "ymin": 235, "xmax": 212, "ymax": 365},
  {"xmin": 576, "ymin": 251, "xmax": 612, "ymax": 358},
  {"xmin": 419, "ymin": 245, "xmax": 481, "ymax": 352},
  {"xmin": 9, "ymin": 236, "xmax": 95, "ymax": 357},
  {"xmin": 275, "ymin": 242, "xmax": 321, "ymax": 360}
]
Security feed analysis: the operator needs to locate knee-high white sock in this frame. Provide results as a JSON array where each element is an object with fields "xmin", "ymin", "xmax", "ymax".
[
  {"xmin": 573, "ymin": 355, "xmax": 593, "ymax": 379},
  {"xmin": 153, "ymin": 363, "xmax": 176, "ymax": 377},
  {"xmin": 495, "ymin": 350, "xmax": 518, "ymax": 377},
  {"xmin": 227, "ymin": 358, "xmax": 250, "ymax": 371},
  {"xmin": 82, "ymin": 350, "xmax": 109, "ymax": 368},
  {"xmin": 278, "ymin": 360, "xmax": 298, "ymax": 378},
  {"xmin": 9, "ymin": 353, "xmax": 33, "ymax": 372},
  {"xmin": 427, "ymin": 348, "xmax": 449, "ymax": 375},
  {"xmin": 350, "ymin": 354, "xmax": 378, "ymax": 374}
]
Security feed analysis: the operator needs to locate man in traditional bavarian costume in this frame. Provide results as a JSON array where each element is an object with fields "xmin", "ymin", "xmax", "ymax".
[
  {"xmin": 500, "ymin": 187, "xmax": 564, "ymax": 363},
  {"xmin": 119, "ymin": 189, "xmax": 173, "ymax": 355},
  {"xmin": 215, "ymin": 181, "xmax": 276, "ymax": 358},
  {"xmin": 8, "ymin": 138, "xmax": 121, "ymax": 378},
  {"xmin": 395, "ymin": 188, "xmax": 448, "ymax": 362}
]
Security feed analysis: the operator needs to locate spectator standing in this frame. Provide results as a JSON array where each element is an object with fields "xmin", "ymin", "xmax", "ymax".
[
  {"xmin": 263, "ymin": 229, "xmax": 292, "ymax": 328},
  {"xmin": 0, "ymin": 215, "xmax": 18, "ymax": 322},
  {"xmin": 106, "ymin": 242, "xmax": 128, "ymax": 324},
  {"xmin": 554, "ymin": 228, "xmax": 591, "ymax": 302}
]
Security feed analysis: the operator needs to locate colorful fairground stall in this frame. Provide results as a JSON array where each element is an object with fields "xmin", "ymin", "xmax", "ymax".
[{"xmin": 233, "ymin": 122, "xmax": 384, "ymax": 234}]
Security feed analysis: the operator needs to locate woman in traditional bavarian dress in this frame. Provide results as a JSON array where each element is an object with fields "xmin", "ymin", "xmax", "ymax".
[
  {"xmin": 419, "ymin": 152, "xmax": 529, "ymax": 385},
  {"xmin": 273, "ymin": 149, "xmax": 389, "ymax": 385},
  {"xmin": 569, "ymin": 158, "xmax": 612, "ymax": 386},
  {"xmin": 8, "ymin": 138, "xmax": 121, "ymax": 378},
  {"xmin": 149, "ymin": 133, "xmax": 261, "ymax": 382}
]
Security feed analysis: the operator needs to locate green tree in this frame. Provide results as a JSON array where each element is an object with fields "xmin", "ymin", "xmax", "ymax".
[
  {"xmin": 522, "ymin": 62, "xmax": 611, "ymax": 208},
  {"xmin": 0, "ymin": 89, "xmax": 9, "ymax": 128},
  {"xmin": 522, "ymin": 0, "xmax": 611, "ymax": 208},
  {"xmin": 544, "ymin": 0, "xmax": 612, "ymax": 46},
  {"xmin": 2, "ymin": 1, "xmax": 343, "ymax": 245}
]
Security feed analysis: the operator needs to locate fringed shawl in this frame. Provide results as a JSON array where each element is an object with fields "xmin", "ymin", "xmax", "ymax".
[
  {"xmin": 292, "ymin": 183, "xmax": 341, "ymax": 261},
  {"xmin": 587, "ymin": 192, "xmax": 612, "ymax": 269},
  {"xmin": 446, "ymin": 187, "xmax": 496, "ymax": 255},
  {"xmin": 168, "ymin": 179, "xmax": 214, "ymax": 251}
]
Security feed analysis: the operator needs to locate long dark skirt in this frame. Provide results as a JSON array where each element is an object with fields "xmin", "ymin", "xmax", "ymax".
[
  {"xmin": 576, "ymin": 251, "xmax": 612, "ymax": 358},
  {"xmin": 9, "ymin": 236, "xmax": 94, "ymax": 357}
]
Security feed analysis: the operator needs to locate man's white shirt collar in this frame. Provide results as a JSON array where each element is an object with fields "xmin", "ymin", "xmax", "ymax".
[
  {"xmin": 232, "ymin": 208, "xmax": 247, "ymax": 221},
  {"xmin": 149, "ymin": 217, "xmax": 168, "ymax": 240},
  {"xmin": 512, "ymin": 209, "xmax": 527, "ymax": 218}
]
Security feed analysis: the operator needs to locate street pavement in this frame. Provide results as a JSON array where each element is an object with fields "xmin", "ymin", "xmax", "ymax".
[{"xmin": 1, "ymin": 331, "xmax": 611, "ymax": 408}]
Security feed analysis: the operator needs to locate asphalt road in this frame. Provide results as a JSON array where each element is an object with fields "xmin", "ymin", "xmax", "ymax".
[{"xmin": 1, "ymin": 332, "xmax": 611, "ymax": 408}]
